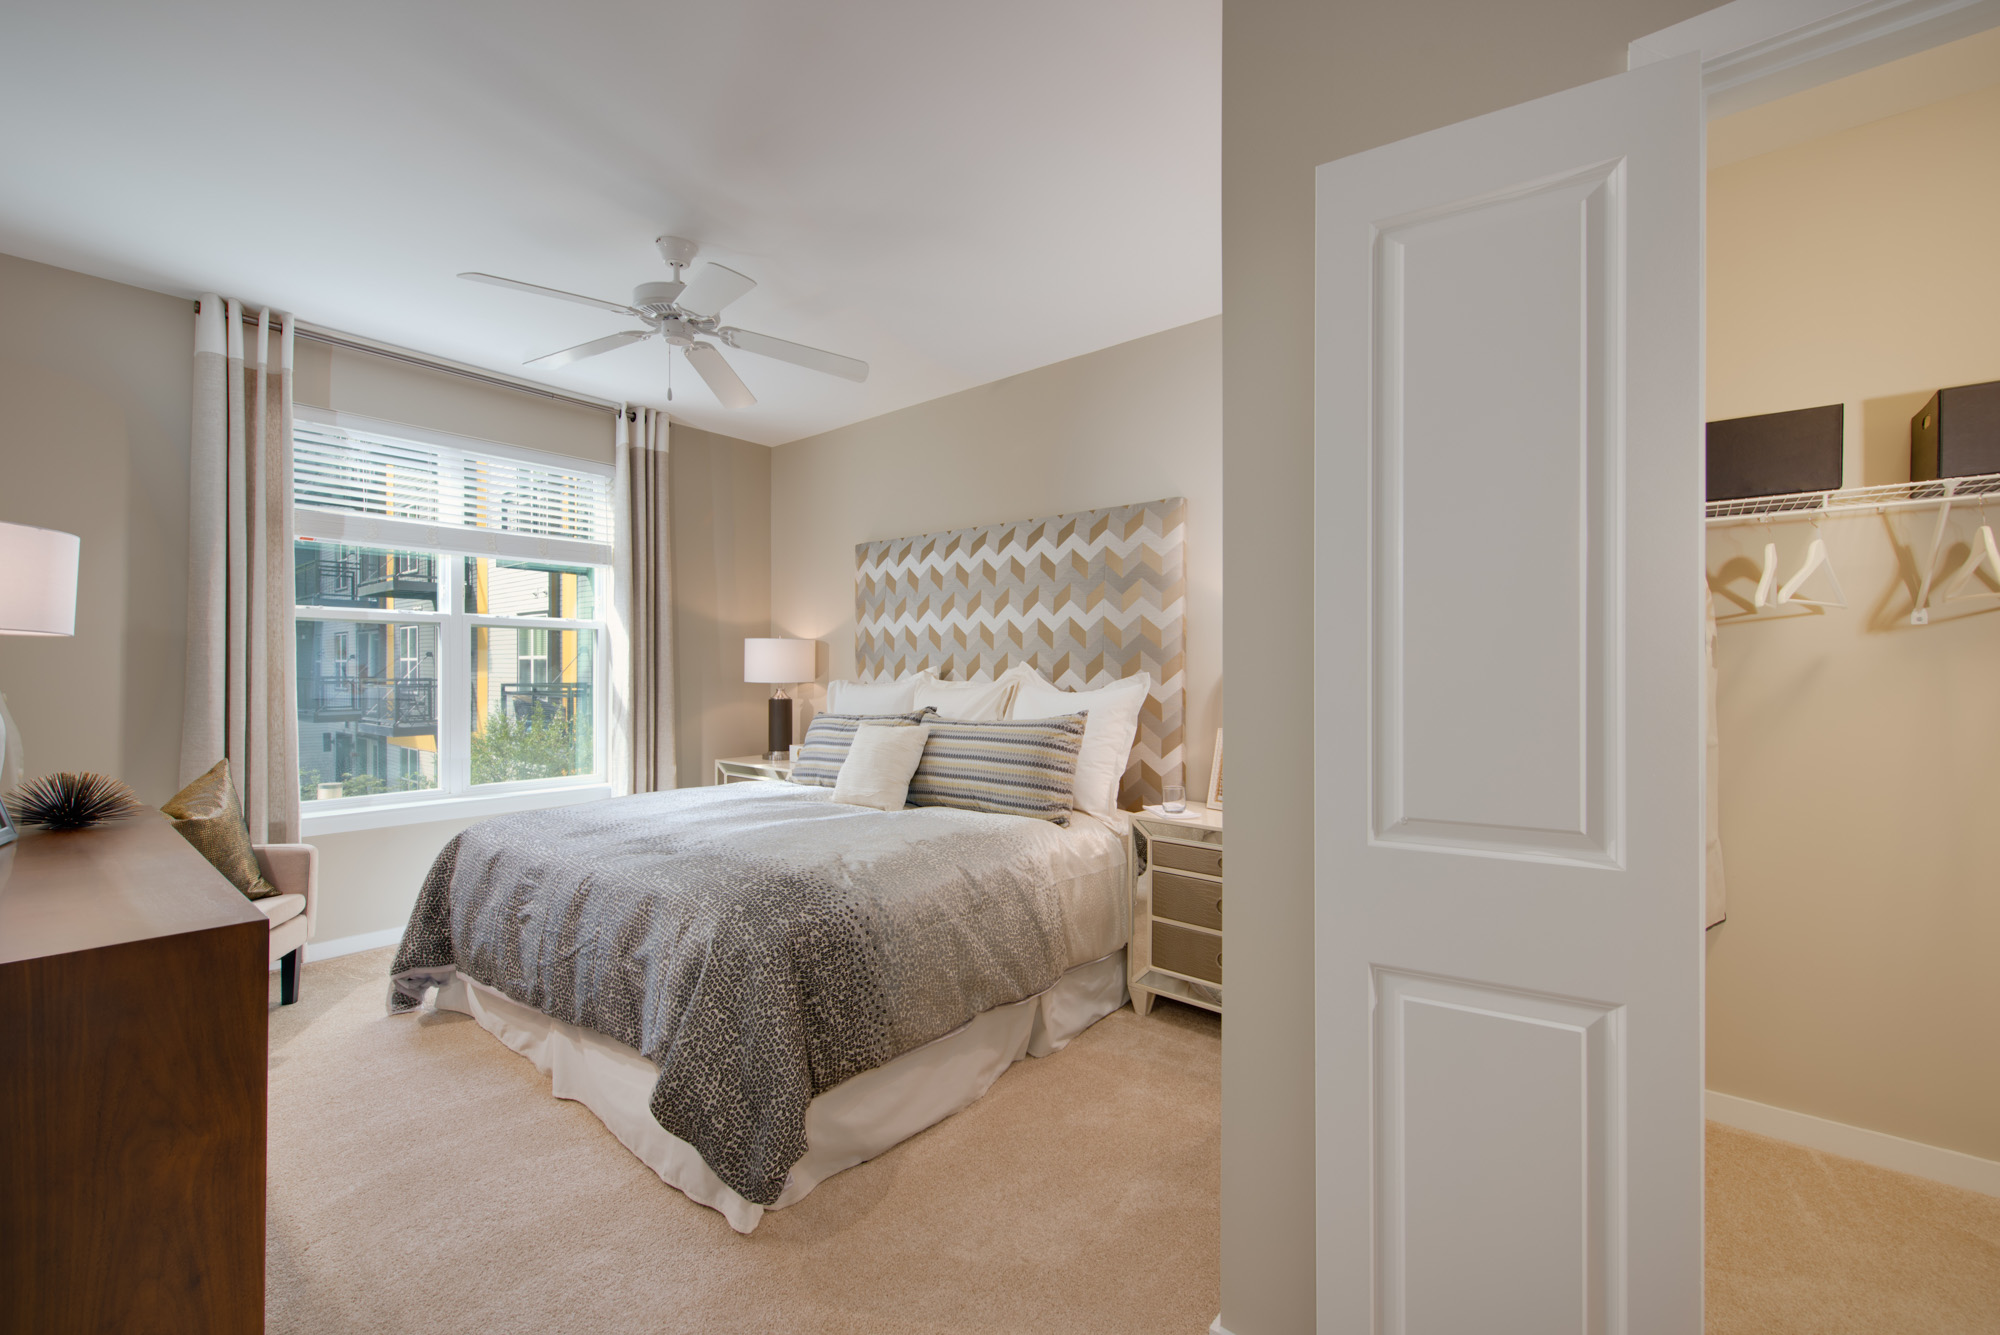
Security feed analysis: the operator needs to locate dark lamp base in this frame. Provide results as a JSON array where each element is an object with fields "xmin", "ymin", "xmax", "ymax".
[{"xmin": 767, "ymin": 695, "xmax": 793, "ymax": 757}]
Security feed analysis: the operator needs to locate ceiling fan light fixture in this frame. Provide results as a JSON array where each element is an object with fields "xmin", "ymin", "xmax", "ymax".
[
  {"xmin": 632, "ymin": 280, "xmax": 686, "ymax": 316},
  {"xmin": 464, "ymin": 236, "xmax": 865, "ymax": 407}
]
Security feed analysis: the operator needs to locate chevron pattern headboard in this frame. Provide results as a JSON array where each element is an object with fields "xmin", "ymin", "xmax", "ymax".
[{"xmin": 854, "ymin": 496, "xmax": 1186, "ymax": 808}]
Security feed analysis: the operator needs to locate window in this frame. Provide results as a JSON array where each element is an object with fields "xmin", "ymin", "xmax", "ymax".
[{"xmin": 292, "ymin": 411, "xmax": 613, "ymax": 817}]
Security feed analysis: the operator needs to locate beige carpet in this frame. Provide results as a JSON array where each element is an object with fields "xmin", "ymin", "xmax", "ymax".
[
  {"xmin": 265, "ymin": 948, "xmax": 1221, "ymax": 1334},
  {"xmin": 269, "ymin": 955, "xmax": 1999, "ymax": 1333},
  {"xmin": 1705, "ymin": 1122, "xmax": 2000, "ymax": 1334}
]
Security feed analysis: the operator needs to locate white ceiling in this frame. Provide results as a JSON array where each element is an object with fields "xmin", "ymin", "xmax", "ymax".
[{"xmin": 0, "ymin": 1, "xmax": 1218, "ymax": 446}]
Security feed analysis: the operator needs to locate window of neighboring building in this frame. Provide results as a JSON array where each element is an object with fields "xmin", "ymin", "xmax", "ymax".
[{"xmin": 292, "ymin": 410, "xmax": 613, "ymax": 817}]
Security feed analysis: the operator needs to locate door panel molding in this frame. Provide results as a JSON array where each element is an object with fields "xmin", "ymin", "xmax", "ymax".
[
  {"xmin": 1369, "ymin": 160, "xmax": 1624, "ymax": 867},
  {"xmin": 1374, "ymin": 968, "xmax": 1625, "ymax": 1335}
]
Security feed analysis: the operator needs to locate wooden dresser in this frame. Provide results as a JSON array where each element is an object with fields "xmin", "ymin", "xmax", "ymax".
[
  {"xmin": 1130, "ymin": 803, "xmax": 1224, "ymax": 1016},
  {"xmin": 0, "ymin": 809, "xmax": 269, "ymax": 1334}
]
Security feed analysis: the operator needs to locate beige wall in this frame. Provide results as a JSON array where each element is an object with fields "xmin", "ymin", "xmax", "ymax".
[
  {"xmin": 1220, "ymin": 2, "xmax": 1711, "ymax": 1329},
  {"xmin": 1705, "ymin": 83, "xmax": 2000, "ymax": 1160},
  {"xmin": 309, "ymin": 815, "xmax": 491, "ymax": 944},
  {"xmin": 1709, "ymin": 80, "xmax": 2000, "ymax": 486},
  {"xmin": 0, "ymin": 252, "xmax": 194, "ymax": 803},
  {"xmin": 768, "ymin": 317, "xmax": 1223, "ymax": 795},
  {"xmin": 671, "ymin": 424, "xmax": 774, "ymax": 785}
]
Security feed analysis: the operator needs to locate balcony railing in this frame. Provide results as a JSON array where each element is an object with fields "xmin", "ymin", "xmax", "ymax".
[
  {"xmin": 498, "ymin": 681, "xmax": 591, "ymax": 727},
  {"xmin": 296, "ymin": 553, "xmax": 438, "ymax": 608},
  {"xmin": 311, "ymin": 675, "xmax": 437, "ymax": 730}
]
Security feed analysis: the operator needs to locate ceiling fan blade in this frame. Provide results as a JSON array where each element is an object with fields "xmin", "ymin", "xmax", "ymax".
[
  {"xmin": 684, "ymin": 343, "xmax": 757, "ymax": 410},
  {"xmin": 719, "ymin": 327, "xmax": 869, "ymax": 383},
  {"xmin": 675, "ymin": 263, "xmax": 757, "ymax": 318},
  {"xmin": 525, "ymin": 329, "xmax": 652, "ymax": 368},
  {"xmin": 459, "ymin": 272, "xmax": 639, "ymax": 317}
]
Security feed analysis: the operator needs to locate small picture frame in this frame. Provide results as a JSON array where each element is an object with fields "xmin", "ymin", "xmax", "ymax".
[{"xmin": 1206, "ymin": 728, "xmax": 1224, "ymax": 808}]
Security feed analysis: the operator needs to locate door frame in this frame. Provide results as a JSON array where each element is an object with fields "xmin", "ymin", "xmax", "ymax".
[{"xmin": 1630, "ymin": 0, "xmax": 2000, "ymax": 118}]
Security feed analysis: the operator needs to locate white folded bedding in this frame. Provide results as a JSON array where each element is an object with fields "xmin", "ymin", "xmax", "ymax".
[{"xmin": 433, "ymin": 949, "xmax": 1130, "ymax": 1232}]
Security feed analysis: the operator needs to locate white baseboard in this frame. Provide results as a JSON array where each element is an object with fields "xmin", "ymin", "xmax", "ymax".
[
  {"xmin": 1707, "ymin": 1090, "xmax": 2000, "ymax": 1199},
  {"xmin": 304, "ymin": 927, "xmax": 403, "ymax": 963},
  {"xmin": 1209, "ymin": 1319, "xmax": 1232, "ymax": 1335}
]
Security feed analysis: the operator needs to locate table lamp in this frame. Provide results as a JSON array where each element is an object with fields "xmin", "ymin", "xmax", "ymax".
[
  {"xmin": 743, "ymin": 637, "xmax": 817, "ymax": 759},
  {"xmin": 0, "ymin": 522, "xmax": 82, "ymax": 848}
]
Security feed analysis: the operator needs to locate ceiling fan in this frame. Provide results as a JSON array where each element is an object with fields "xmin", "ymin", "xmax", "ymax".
[{"xmin": 459, "ymin": 236, "xmax": 868, "ymax": 409}]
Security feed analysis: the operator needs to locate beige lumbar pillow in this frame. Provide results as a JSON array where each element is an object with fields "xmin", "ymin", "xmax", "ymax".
[
  {"xmin": 162, "ymin": 759, "xmax": 277, "ymax": 899},
  {"xmin": 830, "ymin": 722, "xmax": 932, "ymax": 811}
]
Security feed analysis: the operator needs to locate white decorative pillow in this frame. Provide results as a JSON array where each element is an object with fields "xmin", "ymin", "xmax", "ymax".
[
  {"xmin": 911, "ymin": 676, "xmax": 1017, "ymax": 722},
  {"xmin": 826, "ymin": 671, "xmax": 933, "ymax": 715},
  {"xmin": 1008, "ymin": 670, "xmax": 1153, "ymax": 816},
  {"xmin": 831, "ymin": 722, "xmax": 932, "ymax": 811}
]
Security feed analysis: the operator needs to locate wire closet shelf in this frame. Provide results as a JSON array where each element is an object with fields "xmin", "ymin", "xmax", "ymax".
[
  {"xmin": 1706, "ymin": 470, "xmax": 2000, "ymax": 625},
  {"xmin": 1705, "ymin": 471, "xmax": 2000, "ymax": 525}
]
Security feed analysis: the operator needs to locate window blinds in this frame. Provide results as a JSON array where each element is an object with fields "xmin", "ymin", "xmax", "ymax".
[{"xmin": 293, "ymin": 414, "xmax": 614, "ymax": 565}]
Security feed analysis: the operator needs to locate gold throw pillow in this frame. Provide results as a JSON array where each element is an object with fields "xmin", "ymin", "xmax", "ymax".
[{"xmin": 162, "ymin": 759, "xmax": 277, "ymax": 899}]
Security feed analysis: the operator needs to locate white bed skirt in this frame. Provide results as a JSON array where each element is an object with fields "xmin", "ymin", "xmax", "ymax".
[{"xmin": 432, "ymin": 949, "xmax": 1129, "ymax": 1233}]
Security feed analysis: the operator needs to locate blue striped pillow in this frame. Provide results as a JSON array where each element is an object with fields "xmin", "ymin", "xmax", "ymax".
[
  {"xmin": 791, "ymin": 710, "xmax": 935, "ymax": 787},
  {"xmin": 906, "ymin": 713, "xmax": 1088, "ymax": 824}
]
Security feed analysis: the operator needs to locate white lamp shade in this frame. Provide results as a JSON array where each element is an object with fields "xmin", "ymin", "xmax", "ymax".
[
  {"xmin": 743, "ymin": 637, "xmax": 816, "ymax": 684},
  {"xmin": 0, "ymin": 522, "xmax": 80, "ymax": 636}
]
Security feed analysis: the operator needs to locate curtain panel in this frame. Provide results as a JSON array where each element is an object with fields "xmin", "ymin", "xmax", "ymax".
[
  {"xmin": 611, "ymin": 406, "xmax": 675, "ymax": 794},
  {"xmin": 181, "ymin": 296, "xmax": 300, "ymax": 843}
]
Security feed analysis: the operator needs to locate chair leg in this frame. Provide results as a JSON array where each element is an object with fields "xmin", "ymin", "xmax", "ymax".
[{"xmin": 280, "ymin": 946, "xmax": 302, "ymax": 1006}]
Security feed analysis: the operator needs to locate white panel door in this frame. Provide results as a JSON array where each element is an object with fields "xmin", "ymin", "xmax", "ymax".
[{"xmin": 1314, "ymin": 55, "xmax": 1705, "ymax": 1334}]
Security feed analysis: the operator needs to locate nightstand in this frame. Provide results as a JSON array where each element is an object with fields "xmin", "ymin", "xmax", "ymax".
[
  {"xmin": 1130, "ymin": 802, "xmax": 1223, "ymax": 1016},
  {"xmin": 714, "ymin": 754, "xmax": 795, "ymax": 784}
]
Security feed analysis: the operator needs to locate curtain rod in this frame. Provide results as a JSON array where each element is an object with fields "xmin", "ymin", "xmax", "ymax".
[{"xmin": 195, "ymin": 298, "xmax": 628, "ymax": 416}]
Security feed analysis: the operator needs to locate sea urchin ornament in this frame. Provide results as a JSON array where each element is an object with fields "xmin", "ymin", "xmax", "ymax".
[{"xmin": 4, "ymin": 771, "xmax": 144, "ymax": 831}]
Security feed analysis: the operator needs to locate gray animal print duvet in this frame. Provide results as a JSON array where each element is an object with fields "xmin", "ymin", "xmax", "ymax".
[{"xmin": 388, "ymin": 782, "xmax": 1128, "ymax": 1206}]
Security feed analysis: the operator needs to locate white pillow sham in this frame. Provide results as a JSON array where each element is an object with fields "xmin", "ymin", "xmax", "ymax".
[
  {"xmin": 831, "ymin": 722, "xmax": 932, "ymax": 811},
  {"xmin": 825, "ymin": 670, "xmax": 934, "ymax": 715},
  {"xmin": 911, "ymin": 675, "xmax": 1017, "ymax": 722},
  {"xmin": 1007, "ymin": 669, "xmax": 1153, "ymax": 817}
]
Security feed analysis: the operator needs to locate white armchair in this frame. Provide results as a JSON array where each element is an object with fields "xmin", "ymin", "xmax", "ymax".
[{"xmin": 253, "ymin": 843, "xmax": 318, "ymax": 1005}]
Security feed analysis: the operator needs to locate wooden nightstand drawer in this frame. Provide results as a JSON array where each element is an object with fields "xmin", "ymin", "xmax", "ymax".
[
  {"xmin": 1153, "ymin": 870, "xmax": 1222, "ymax": 931},
  {"xmin": 1152, "ymin": 920, "xmax": 1222, "ymax": 984},
  {"xmin": 1152, "ymin": 841, "xmax": 1222, "ymax": 877}
]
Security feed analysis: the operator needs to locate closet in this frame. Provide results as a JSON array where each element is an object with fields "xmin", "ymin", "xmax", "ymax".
[{"xmin": 1701, "ymin": 24, "xmax": 2000, "ymax": 1191}]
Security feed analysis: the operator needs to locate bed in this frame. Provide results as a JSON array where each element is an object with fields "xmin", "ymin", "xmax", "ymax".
[
  {"xmin": 391, "ymin": 782, "xmax": 1131, "ymax": 1230},
  {"xmin": 387, "ymin": 496, "xmax": 1187, "ymax": 1231}
]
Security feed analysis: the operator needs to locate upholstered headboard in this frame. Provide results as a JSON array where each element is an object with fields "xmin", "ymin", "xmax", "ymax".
[{"xmin": 854, "ymin": 496, "xmax": 1186, "ymax": 808}]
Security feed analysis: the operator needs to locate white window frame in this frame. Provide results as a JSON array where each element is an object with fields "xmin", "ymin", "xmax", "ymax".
[{"xmin": 293, "ymin": 409, "xmax": 616, "ymax": 835}]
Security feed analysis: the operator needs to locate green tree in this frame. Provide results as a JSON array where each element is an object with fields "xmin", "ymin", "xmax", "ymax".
[{"xmin": 471, "ymin": 708, "xmax": 585, "ymax": 785}]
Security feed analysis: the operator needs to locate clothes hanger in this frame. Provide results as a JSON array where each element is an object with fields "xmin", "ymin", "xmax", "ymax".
[
  {"xmin": 1753, "ymin": 541, "xmax": 1780, "ymax": 609},
  {"xmin": 1940, "ymin": 501, "xmax": 2000, "ymax": 606},
  {"xmin": 1775, "ymin": 519, "xmax": 1845, "ymax": 609}
]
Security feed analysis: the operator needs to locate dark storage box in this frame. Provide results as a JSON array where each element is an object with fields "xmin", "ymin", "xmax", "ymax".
[
  {"xmin": 1911, "ymin": 381, "xmax": 2000, "ymax": 481},
  {"xmin": 1706, "ymin": 405, "xmax": 1844, "ymax": 502}
]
